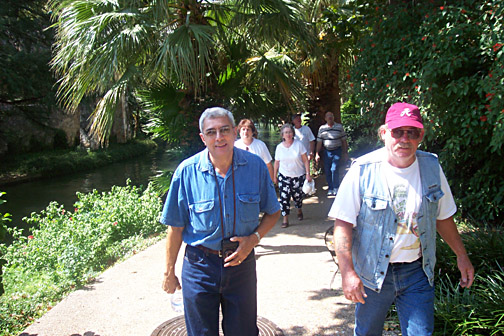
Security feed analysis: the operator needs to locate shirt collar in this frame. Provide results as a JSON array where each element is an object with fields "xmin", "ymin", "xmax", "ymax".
[{"xmin": 197, "ymin": 148, "xmax": 248, "ymax": 174}]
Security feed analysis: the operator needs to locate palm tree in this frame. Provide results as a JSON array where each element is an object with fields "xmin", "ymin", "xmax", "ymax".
[
  {"xmin": 49, "ymin": 0, "xmax": 317, "ymax": 147},
  {"xmin": 298, "ymin": 0, "xmax": 364, "ymax": 127}
]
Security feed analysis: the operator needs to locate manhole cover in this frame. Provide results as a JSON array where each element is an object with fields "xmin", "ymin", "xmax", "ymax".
[{"xmin": 151, "ymin": 315, "xmax": 284, "ymax": 336}]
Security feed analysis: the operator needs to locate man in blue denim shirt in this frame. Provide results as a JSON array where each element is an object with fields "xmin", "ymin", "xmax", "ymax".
[
  {"xmin": 161, "ymin": 107, "xmax": 281, "ymax": 336},
  {"xmin": 328, "ymin": 102, "xmax": 474, "ymax": 336}
]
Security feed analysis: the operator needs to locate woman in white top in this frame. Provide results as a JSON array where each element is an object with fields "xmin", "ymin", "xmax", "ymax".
[
  {"xmin": 274, "ymin": 123, "xmax": 312, "ymax": 228},
  {"xmin": 234, "ymin": 119, "xmax": 274, "ymax": 181}
]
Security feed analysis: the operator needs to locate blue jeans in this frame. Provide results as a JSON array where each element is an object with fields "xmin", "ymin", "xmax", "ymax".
[
  {"xmin": 323, "ymin": 148, "xmax": 342, "ymax": 190},
  {"xmin": 182, "ymin": 245, "xmax": 258, "ymax": 336},
  {"xmin": 354, "ymin": 259, "xmax": 435, "ymax": 336}
]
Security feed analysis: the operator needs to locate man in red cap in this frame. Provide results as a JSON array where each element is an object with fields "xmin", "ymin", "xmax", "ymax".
[{"xmin": 328, "ymin": 102, "xmax": 474, "ymax": 335}]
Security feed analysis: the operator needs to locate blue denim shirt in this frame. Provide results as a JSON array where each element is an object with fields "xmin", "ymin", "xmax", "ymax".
[
  {"xmin": 160, "ymin": 147, "xmax": 280, "ymax": 251},
  {"xmin": 354, "ymin": 149, "xmax": 444, "ymax": 292}
]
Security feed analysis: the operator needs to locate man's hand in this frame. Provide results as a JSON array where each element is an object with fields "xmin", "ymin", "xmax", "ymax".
[
  {"xmin": 224, "ymin": 234, "xmax": 258, "ymax": 267},
  {"xmin": 457, "ymin": 254, "xmax": 475, "ymax": 288},
  {"xmin": 162, "ymin": 272, "xmax": 181, "ymax": 294},
  {"xmin": 341, "ymin": 270, "xmax": 367, "ymax": 304}
]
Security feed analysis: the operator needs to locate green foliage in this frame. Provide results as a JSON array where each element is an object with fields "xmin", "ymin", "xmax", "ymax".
[
  {"xmin": 351, "ymin": 0, "xmax": 504, "ymax": 223},
  {"xmin": 0, "ymin": 0, "xmax": 56, "ymax": 108},
  {"xmin": 436, "ymin": 222, "xmax": 504, "ymax": 281},
  {"xmin": 0, "ymin": 182, "xmax": 164, "ymax": 335},
  {"xmin": 341, "ymin": 96, "xmax": 382, "ymax": 157},
  {"xmin": 435, "ymin": 271, "xmax": 504, "ymax": 335},
  {"xmin": 0, "ymin": 192, "xmax": 12, "ymax": 296},
  {"xmin": 48, "ymin": 0, "xmax": 316, "ymax": 145},
  {"xmin": 434, "ymin": 221, "xmax": 504, "ymax": 335}
]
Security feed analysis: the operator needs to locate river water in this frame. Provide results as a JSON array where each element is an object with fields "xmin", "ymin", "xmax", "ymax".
[{"xmin": 1, "ymin": 125, "xmax": 282, "ymax": 232}]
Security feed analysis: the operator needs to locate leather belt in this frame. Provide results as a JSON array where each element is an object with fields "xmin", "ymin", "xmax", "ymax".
[{"xmin": 194, "ymin": 245, "xmax": 222, "ymax": 257}]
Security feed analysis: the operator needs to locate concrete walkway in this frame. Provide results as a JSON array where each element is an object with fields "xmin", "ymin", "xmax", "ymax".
[{"xmin": 20, "ymin": 177, "xmax": 357, "ymax": 336}]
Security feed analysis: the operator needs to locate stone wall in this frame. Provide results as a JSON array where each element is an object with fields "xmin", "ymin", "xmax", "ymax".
[{"xmin": 0, "ymin": 105, "xmax": 80, "ymax": 156}]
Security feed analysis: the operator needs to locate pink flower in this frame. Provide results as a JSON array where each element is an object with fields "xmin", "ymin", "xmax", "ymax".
[
  {"xmin": 113, "ymin": 222, "xmax": 118, "ymax": 226},
  {"xmin": 28, "ymin": 235, "xmax": 34, "ymax": 240}
]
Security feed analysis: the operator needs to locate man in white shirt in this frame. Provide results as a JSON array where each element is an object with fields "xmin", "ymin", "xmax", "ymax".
[
  {"xmin": 328, "ymin": 102, "xmax": 474, "ymax": 336},
  {"xmin": 292, "ymin": 114, "xmax": 316, "ymax": 161}
]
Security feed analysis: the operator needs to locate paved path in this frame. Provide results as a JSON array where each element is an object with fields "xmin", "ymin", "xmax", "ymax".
[{"xmin": 20, "ymin": 177, "xmax": 357, "ymax": 336}]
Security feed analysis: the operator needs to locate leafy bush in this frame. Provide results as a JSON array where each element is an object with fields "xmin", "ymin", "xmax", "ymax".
[
  {"xmin": 341, "ymin": 96, "xmax": 382, "ymax": 158},
  {"xmin": 351, "ymin": 0, "xmax": 504, "ymax": 223},
  {"xmin": 434, "ymin": 221, "xmax": 504, "ymax": 335},
  {"xmin": 435, "ymin": 270, "xmax": 504, "ymax": 335},
  {"xmin": 0, "ymin": 182, "xmax": 165, "ymax": 336},
  {"xmin": 436, "ymin": 221, "xmax": 504, "ymax": 281},
  {"xmin": 0, "ymin": 192, "xmax": 11, "ymax": 296}
]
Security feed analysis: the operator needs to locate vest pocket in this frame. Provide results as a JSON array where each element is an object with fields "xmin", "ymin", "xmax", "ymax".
[
  {"xmin": 359, "ymin": 195, "xmax": 388, "ymax": 224},
  {"xmin": 425, "ymin": 189, "xmax": 444, "ymax": 202}
]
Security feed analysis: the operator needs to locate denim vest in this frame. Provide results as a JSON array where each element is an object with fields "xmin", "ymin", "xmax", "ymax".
[{"xmin": 354, "ymin": 149, "xmax": 444, "ymax": 292}]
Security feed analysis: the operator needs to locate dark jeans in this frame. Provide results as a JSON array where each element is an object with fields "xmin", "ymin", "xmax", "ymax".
[
  {"xmin": 322, "ymin": 147, "xmax": 342, "ymax": 190},
  {"xmin": 182, "ymin": 245, "xmax": 258, "ymax": 336}
]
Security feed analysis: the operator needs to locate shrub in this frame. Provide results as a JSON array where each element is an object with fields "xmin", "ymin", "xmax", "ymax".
[
  {"xmin": 434, "ymin": 221, "xmax": 504, "ymax": 335},
  {"xmin": 0, "ymin": 192, "xmax": 11, "ymax": 296},
  {"xmin": 341, "ymin": 97, "xmax": 382, "ymax": 158},
  {"xmin": 0, "ymin": 181, "xmax": 165, "ymax": 335},
  {"xmin": 435, "ymin": 270, "xmax": 504, "ymax": 335}
]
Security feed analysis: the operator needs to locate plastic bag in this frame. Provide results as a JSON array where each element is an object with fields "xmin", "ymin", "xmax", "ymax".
[{"xmin": 302, "ymin": 179, "xmax": 316, "ymax": 195}]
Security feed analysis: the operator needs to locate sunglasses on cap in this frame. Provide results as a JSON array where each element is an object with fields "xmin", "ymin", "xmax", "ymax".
[{"xmin": 390, "ymin": 128, "xmax": 422, "ymax": 140}]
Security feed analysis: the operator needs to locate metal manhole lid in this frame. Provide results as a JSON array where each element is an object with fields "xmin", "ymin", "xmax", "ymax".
[{"xmin": 151, "ymin": 315, "xmax": 284, "ymax": 336}]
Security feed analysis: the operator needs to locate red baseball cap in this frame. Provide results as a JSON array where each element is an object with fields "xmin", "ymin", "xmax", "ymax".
[{"xmin": 385, "ymin": 102, "xmax": 423, "ymax": 129}]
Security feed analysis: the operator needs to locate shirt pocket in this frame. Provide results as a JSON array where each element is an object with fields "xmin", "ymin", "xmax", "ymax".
[
  {"xmin": 238, "ymin": 194, "xmax": 260, "ymax": 224},
  {"xmin": 188, "ymin": 200, "xmax": 218, "ymax": 233}
]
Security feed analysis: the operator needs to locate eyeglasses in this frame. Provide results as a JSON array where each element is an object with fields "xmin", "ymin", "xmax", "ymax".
[
  {"xmin": 390, "ymin": 128, "xmax": 421, "ymax": 140},
  {"xmin": 204, "ymin": 126, "xmax": 232, "ymax": 138}
]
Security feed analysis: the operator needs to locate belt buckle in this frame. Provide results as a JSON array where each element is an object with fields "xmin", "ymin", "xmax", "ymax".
[{"xmin": 218, "ymin": 250, "xmax": 223, "ymax": 258}]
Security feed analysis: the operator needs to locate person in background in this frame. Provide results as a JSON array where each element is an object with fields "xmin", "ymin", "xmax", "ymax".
[
  {"xmin": 234, "ymin": 119, "xmax": 274, "ymax": 181},
  {"xmin": 329, "ymin": 102, "xmax": 474, "ymax": 336},
  {"xmin": 274, "ymin": 123, "xmax": 312, "ymax": 228},
  {"xmin": 161, "ymin": 107, "xmax": 281, "ymax": 336},
  {"xmin": 315, "ymin": 111, "xmax": 348, "ymax": 196},
  {"xmin": 292, "ymin": 114, "xmax": 316, "ymax": 162}
]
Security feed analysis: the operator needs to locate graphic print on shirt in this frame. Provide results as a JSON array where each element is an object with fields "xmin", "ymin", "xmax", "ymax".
[{"xmin": 391, "ymin": 183, "xmax": 421, "ymax": 251}]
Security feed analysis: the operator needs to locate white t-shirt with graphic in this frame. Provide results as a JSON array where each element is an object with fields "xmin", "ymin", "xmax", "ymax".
[
  {"xmin": 328, "ymin": 150, "xmax": 457, "ymax": 263},
  {"xmin": 235, "ymin": 138, "xmax": 272, "ymax": 164}
]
